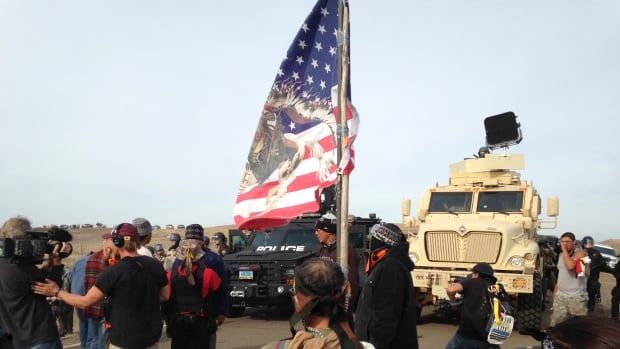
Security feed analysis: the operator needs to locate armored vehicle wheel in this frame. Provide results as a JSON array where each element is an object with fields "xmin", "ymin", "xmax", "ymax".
[
  {"xmin": 229, "ymin": 305, "xmax": 246, "ymax": 317},
  {"xmin": 516, "ymin": 273, "xmax": 545, "ymax": 333}
]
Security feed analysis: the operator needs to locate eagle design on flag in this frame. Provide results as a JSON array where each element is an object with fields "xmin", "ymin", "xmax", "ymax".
[{"xmin": 242, "ymin": 82, "xmax": 336, "ymax": 211}]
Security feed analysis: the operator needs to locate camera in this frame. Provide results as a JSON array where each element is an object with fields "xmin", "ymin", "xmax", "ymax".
[{"xmin": 0, "ymin": 227, "xmax": 72, "ymax": 264}]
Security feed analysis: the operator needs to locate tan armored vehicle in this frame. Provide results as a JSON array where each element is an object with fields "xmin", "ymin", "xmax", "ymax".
[{"xmin": 402, "ymin": 112, "xmax": 558, "ymax": 331}]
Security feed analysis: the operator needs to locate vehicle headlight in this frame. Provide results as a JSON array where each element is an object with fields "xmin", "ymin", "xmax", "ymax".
[
  {"xmin": 283, "ymin": 267, "xmax": 295, "ymax": 278},
  {"xmin": 509, "ymin": 256, "xmax": 524, "ymax": 267},
  {"xmin": 409, "ymin": 253, "xmax": 418, "ymax": 264}
]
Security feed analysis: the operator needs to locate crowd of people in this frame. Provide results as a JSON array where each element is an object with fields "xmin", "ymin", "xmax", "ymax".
[
  {"xmin": 0, "ymin": 214, "xmax": 619, "ymax": 349},
  {"xmin": 0, "ymin": 216, "xmax": 230, "ymax": 349}
]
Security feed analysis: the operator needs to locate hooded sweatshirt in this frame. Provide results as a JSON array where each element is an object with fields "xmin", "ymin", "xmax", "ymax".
[{"xmin": 354, "ymin": 241, "xmax": 418, "ymax": 349}]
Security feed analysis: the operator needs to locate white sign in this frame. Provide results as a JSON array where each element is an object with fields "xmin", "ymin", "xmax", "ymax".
[{"xmin": 255, "ymin": 245, "xmax": 305, "ymax": 252}]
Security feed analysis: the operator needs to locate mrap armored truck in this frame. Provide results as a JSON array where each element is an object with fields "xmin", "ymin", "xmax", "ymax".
[{"xmin": 402, "ymin": 113, "xmax": 559, "ymax": 331}]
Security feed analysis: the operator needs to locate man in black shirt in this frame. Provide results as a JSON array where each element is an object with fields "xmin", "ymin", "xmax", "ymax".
[
  {"xmin": 0, "ymin": 217, "xmax": 70, "ymax": 349},
  {"xmin": 34, "ymin": 223, "xmax": 169, "ymax": 349},
  {"xmin": 446, "ymin": 263, "xmax": 500, "ymax": 349}
]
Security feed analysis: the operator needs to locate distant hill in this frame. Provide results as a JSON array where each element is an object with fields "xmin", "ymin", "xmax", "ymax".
[{"xmin": 600, "ymin": 239, "xmax": 620, "ymax": 255}]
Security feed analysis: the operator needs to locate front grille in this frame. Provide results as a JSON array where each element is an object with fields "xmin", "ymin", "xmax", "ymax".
[
  {"xmin": 229, "ymin": 261, "xmax": 294, "ymax": 285},
  {"xmin": 425, "ymin": 231, "xmax": 501, "ymax": 263}
]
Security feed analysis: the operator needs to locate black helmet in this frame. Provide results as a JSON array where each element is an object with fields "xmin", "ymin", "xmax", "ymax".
[
  {"xmin": 168, "ymin": 233, "xmax": 181, "ymax": 242},
  {"xmin": 473, "ymin": 263, "xmax": 496, "ymax": 283},
  {"xmin": 213, "ymin": 232, "xmax": 226, "ymax": 242},
  {"xmin": 582, "ymin": 236, "xmax": 594, "ymax": 248}
]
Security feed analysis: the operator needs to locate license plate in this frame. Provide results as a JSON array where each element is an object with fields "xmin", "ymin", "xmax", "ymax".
[{"xmin": 239, "ymin": 270, "xmax": 253, "ymax": 280}]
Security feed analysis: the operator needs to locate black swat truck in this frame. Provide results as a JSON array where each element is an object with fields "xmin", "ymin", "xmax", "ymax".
[{"xmin": 223, "ymin": 213, "xmax": 381, "ymax": 317}]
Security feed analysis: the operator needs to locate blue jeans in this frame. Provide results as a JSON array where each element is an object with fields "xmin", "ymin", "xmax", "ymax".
[
  {"xmin": 94, "ymin": 319, "xmax": 107, "ymax": 349},
  {"xmin": 77, "ymin": 310, "xmax": 89, "ymax": 348},
  {"xmin": 78, "ymin": 311, "xmax": 106, "ymax": 349},
  {"xmin": 445, "ymin": 333, "xmax": 500, "ymax": 349},
  {"xmin": 29, "ymin": 338, "xmax": 62, "ymax": 349}
]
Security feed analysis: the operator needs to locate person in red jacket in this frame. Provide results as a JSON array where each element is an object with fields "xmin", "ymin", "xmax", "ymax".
[{"xmin": 165, "ymin": 224, "xmax": 221, "ymax": 349}]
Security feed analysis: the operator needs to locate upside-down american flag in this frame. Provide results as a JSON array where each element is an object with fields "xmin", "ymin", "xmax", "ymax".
[{"xmin": 234, "ymin": 0, "xmax": 359, "ymax": 230}]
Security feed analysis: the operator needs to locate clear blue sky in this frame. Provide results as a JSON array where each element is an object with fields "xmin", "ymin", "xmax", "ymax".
[{"xmin": 1, "ymin": 0, "xmax": 618, "ymax": 241}]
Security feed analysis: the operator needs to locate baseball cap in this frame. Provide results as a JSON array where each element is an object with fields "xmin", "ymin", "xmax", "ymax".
[
  {"xmin": 113, "ymin": 223, "xmax": 139, "ymax": 240},
  {"xmin": 132, "ymin": 218, "xmax": 152, "ymax": 237},
  {"xmin": 473, "ymin": 262, "xmax": 496, "ymax": 282}
]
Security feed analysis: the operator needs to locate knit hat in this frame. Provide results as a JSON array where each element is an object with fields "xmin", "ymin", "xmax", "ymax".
[
  {"xmin": 314, "ymin": 212, "xmax": 337, "ymax": 234},
  {"xmin": 185, "ymin": 224, "xmax": 204, "ymax": 241},
  {"xmin": 369, "ymin": 223, "xmax": 403, "ymax": 247},
  {"xmin": 132, "ymin": 218, "xmax": 152, "ymax": 237}
]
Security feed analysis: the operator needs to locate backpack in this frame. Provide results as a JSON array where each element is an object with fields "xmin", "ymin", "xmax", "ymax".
[{"xmin": 484, "ymin": 283, "xmax": 514, "ymax": 344}]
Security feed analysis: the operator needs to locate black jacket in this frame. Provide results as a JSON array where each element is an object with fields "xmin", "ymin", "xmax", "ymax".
[
  {"xmin": 587, "ymin": 248, "xmax": 605, "ymax": 280},
  {"xmin": 354, "ymin": 241, "xmax": 418, "ymax": 349},
  {"xmin": 316, "ymin": 242, "xmax": 360, "ymax": 307},
  {"xmin": 0, "ymin": 260, "xmax": 63, "ymax": 349}
]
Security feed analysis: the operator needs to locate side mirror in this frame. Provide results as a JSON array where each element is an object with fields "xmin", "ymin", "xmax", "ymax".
[
  {"xmin": 418, "ymin": 208, "xmax": 428, "ymax": 221},
  {"xmin": 530, "ymin": 195, "xmax": 540, "ymax": 217},
  {"xmin": 547, "ymin": 197, "xmax": 559, "ymax": 217}
]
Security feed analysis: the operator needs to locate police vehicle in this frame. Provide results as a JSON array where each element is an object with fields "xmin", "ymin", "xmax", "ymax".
[{"xmin": 223, "ymin": 212, "xmax": 381, "ymax": 317}]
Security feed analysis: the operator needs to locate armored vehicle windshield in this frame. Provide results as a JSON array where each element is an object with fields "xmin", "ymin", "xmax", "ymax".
[
  {"xmin": 249, "ymin": 222, "xmax": 320, "ymax": 252},
  {"xmin": 477, "ymin": 191, "xmax": 524, "ymax": 212},
  {"xmin": 429, "ymin": 192, "xmax": 472, "ymax": 213}
]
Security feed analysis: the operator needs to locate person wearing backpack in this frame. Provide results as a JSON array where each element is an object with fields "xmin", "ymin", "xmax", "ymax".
[
  {"xmin": 165, "ymin": 224, "xmax": 222, "ymax": 349},
  {"xmin": 445, "ymin": 263, "xmax": 502, "ymax": 349}
]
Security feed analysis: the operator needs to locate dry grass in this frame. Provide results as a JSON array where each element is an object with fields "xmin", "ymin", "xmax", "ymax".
[{"xmin": 64, "ymin": 227, "xmax": 235, "ymax": 266}]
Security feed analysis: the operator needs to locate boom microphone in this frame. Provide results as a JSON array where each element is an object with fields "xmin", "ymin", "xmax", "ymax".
[{"xmin": 47, "ymin": 227, "xmax": 73, "ymax": 242}]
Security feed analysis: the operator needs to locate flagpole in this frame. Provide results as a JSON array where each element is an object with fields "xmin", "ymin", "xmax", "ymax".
[{"xmin": 336, "ymin": 0, "xmax": 350, "ymax": 272}]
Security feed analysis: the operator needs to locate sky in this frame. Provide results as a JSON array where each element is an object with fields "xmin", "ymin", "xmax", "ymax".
[{"xmin": 1, "ymin": 0, "xmax": 619, "ymax": 241}]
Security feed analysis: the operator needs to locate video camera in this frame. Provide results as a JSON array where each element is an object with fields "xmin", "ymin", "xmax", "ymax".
[{"xmin": 0, "ymin": 227, "xmax": 73, "ymax": 264}]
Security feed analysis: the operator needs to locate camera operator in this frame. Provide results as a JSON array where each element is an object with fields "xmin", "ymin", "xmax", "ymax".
[
  {"xmin": 33, "ymin": 223, "xmax": 169, "ymax": 349},
  {"xmin": 0, "ymin": 216, "xmax": 72, "ymax": 349}
]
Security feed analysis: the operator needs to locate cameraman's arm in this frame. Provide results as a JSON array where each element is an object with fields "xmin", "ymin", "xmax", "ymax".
[
  {"xmin": 42, "ymin": 264, "xmax": 64, "ymax": 286},
  {"xmin": 42, "ymin": 243, "xmax": 72, "ymax": 285}
]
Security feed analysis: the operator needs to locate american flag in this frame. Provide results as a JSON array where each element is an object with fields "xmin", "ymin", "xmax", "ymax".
[{"xmin": 234, "ymin": 0, "xmax": 358, "ymax": 230}]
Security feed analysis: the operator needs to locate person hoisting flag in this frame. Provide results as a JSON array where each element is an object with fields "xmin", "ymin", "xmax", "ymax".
[{"xmin": 234, "ymin": 0, "xmax": 358, "ymax": 230}]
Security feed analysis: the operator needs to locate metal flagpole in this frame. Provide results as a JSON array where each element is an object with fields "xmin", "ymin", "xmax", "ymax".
[{"xmin": 336, "ymin": 0, "xmax": 350, "ymax": 272}]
